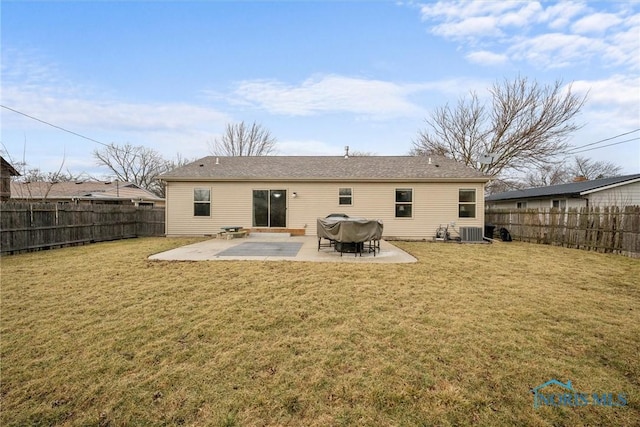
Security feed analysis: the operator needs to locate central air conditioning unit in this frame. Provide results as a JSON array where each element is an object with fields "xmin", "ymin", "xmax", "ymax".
[{"xmin": 460, "ymin": 227, "xmax": 483, "ymax": 242}]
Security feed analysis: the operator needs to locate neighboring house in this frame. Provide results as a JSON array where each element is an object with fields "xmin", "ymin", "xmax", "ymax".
[
  {"xmin": 10, "ymin": 181, "xmax": 165, "ymax": 207},
  {"xmin": 486, "ymin": 174, "xmax": 640, "ymax": 209},
  {"xmin": 1, "ymin": 156, "xmax": 21, "ymax": 202},
  {"xmin": 159, "ymin": 155, "xmax": 490, "ymax": 240}
]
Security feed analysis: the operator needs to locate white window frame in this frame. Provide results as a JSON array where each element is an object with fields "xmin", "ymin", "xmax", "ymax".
[
  {"xmin": 193, "ymin": 188, "xmax": 211, "ymax": 217},
  {"xmin": 338, "ymin": 187, "xmax": 353, "ymax": 206},
  {"xmin": 395, "ymin": 188, "xmax": 413, "ymax": 218},
  {"xmin": 458, "ymin": 189, "xmax": 476, "ymax": 218}
]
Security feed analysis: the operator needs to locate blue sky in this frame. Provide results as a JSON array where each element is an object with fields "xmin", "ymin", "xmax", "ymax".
[{"xmin": 1, "ymin": 1, "xmax": 639, "ymax": 179}]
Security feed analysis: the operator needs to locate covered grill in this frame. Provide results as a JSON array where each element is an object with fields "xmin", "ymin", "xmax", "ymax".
[{"xmin": 317, "ymin": 216, "xmax": 383, "ymax": 256}]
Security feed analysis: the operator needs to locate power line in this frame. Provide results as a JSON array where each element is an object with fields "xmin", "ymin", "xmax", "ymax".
[
  {"xmin": 567, "ymin": 137, "xmax": 640, "ymax": 154},
  {"xmin": 1, "ymin": 104, "xmax": 111, "ymax": 148},
  {"xmin": 566, "ymin": 128, "xmax": 640, "ymax": 152}
]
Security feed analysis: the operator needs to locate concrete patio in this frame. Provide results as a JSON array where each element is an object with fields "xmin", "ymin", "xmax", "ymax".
[{"xmin": 149, "ymin": 234, "xmax": 417, "ymax": 263}]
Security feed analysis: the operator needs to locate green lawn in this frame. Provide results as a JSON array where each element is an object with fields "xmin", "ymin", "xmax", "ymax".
[{"xmin": 1, "ymin": 238, "xmax": 638, "ymax": 426}]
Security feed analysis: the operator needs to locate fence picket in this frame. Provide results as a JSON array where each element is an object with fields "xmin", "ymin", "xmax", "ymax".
[
  {"xmin": 486, "ymin": 206, "xmax": 640, "ymax": 258},
  {"xmin": 0, "ymin": 202, "xmax": 165, "ymax": 254}
]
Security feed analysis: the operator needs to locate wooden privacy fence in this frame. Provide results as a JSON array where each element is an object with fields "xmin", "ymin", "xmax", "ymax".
[
  {"xmin": 485, "ymin": 206, "xmax": 640, "ymax": 258},
  {"xmin": 0, "ymin": 202, "xmax": 165, "ymax": 254}
]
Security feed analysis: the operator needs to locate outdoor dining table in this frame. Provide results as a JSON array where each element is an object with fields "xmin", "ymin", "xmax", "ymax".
[{"xmin": 317, "ymin": 217, "xmax": 383, "ymax": 256}]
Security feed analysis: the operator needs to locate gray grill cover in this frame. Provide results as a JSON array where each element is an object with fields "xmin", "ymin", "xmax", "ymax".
[{"xmin": 317, "ymin": 217, "xmax": 383, "ymax": 243}]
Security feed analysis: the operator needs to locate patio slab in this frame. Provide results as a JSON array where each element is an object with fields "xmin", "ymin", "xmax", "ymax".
[
  {"xmin": 216, "ymin": 241, "xmax": 304, "ymax": 257},
  {"xmin": 149, "ymin": 235, "xmax": 417, "ymax": 263}
]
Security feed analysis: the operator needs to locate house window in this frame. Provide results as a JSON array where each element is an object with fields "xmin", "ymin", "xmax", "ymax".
[
  {"xmin": 339, "ymin": 188, "xmax": 352, "ymax": 205},
  {"xmin": 395, "ymin": 188, "xmax": 413, "ymax": 218},
  {"xmin": 517, "ymin": 201, "xmax": 527, "ymax": 209},
  {"xmin": 459, "ymin": 189, "xmax": 476, "ymax": 218},
  {"xmin": 552, "ymin": 199, "xmax": 566, "ymax": 209},
  {"xmin": 194, "ymin": 188, "xmax": 211, "ymax": 216}
]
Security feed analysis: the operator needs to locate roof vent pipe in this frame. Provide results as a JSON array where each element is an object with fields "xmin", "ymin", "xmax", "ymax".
[
  {"xmin": 215, "ymin": 157, "xmax": 219, "ymax": 165},
  {"xmin": 344, "ymin": 146, "xmax": 349, "ymax": 159},
  {"xmin": 428, "ymin": 157, "xmax": 432, "ymax": 165}
]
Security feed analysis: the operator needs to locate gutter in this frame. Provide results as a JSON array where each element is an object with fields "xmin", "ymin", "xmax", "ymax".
[{"xmin": 161, "ymin": 177, "xmax": 491, "ymax": 183}]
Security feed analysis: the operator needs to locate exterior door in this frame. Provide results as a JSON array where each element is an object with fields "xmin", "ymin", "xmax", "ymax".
[
  {"xmin": 269, "ymin": 190, "xmax": 286, "ymax": 227},
  {"xmin": 252, "ymin": 189, "xmax": 286, "ymax": 227}
]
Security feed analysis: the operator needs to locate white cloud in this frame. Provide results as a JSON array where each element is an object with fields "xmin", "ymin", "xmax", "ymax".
[
  {"xmin": 465, "ymin": 50, "xmax": 508, "ymax": 66},
  {"xmin": 498, "ymin": 2, "xmax": 543, "ymax": 27},
  {"xmin": 542, "ymin": 1, "xmax": 588, "ymax": 30},
  {"xmin": 431, "ymin": 16, "xmax": 502, "ymax": 40},
  {"xmin": 421, "ymin": 1, "xmax": 540, "ymax": 41},
  {"xmin": 415, "ymin": 1, "xmax": 639, "ymax": 71},
  {"xmin": 509, "ymin": 33, "xmax": 606, "ymax": 69},
  {"xmin": 3, "ymin": 87, "xmax": 229, "ymax": 133},
  {"xmin": 420, "ymin": 1, "xmax": 521, "ymax": 21},
  {"xmin": 1, "ymin": 49, "xmax": 230, "ymax": 171},
  {"xmin": 230, "ymin": 74, "xmax": 430, "ymax": 118},
  {"xmin": 2, "ymin": 49, "xmax": 231, "ymax": 137},
  {"xmin": 604, "ymin": 15, "xmax": 640, "ymax": 70},
  {"xmin": 571, "ymin": 12, "xmax": 623, "ymax": 34},
  {"xmin": 572, "ymin": 74, "xmax": 640, "ymax": 109}
]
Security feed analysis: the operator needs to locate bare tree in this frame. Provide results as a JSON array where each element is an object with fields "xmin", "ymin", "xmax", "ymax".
[
  {"xmin": 18, "ymin": 167, "xmax": 80, "ymax": 183},
  {"xmin": 152, "ymin": 153, "xmax": 193, "ymax": 197},
  {"xmin": 522, "ymin": 162, "xmax": 571, "ymax": 188},
  {"xmin": 519, "ymin": 155, "xmax": 622, "ymax": 189},
  {"xmin": 349, "ymin": 150, "xmax": 376, "ymax": 156},
  {"xmin": 93, "ymin": 143, "xmax": 190, "ymax": 197},
  {"xmin": 569, "ymin": 155, "xmax": 622, "ymax": 181},
  {"xmin": 209, "ymin": 121, "xmax": 277, "ymax": 156},
  {"xmin": 411, "ymin": 76, "xmax": 586, "ymax": 177},
  {"xmin": 2, "ymin": 145, "xmax": 84, "ymax": 200}
]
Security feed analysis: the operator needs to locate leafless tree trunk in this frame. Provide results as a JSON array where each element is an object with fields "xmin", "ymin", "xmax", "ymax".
[
  {"xmin": 209, "ymin": 121, "xmax": 277, "ymax": 156},
  {"xmin": 411, "ymin": 76, "xmax": 586, "ymax": 177}
]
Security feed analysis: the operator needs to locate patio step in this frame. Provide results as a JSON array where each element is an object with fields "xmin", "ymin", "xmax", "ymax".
[{"xmin": 250, "ymin": 228, "xmax": 306, "ymax": 236}]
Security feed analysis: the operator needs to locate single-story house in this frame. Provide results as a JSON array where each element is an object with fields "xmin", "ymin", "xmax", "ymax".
[
  {"xmin": 485, "ymin": 173, "xmax": 640, "ymax": 209},
  {"xmin": 160, "ymin": 155, "xmax": 490, "ymax": 240},
  {"xmin": 1, "ymin": 156, "xmax": 21, "ymax": 202},
  {"xmin": 10, "ymin": 181, "xmax": 165, "ymax": 207}
]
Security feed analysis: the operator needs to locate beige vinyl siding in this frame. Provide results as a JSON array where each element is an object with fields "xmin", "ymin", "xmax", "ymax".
[
  {"xmin": 586, "ymin": 182, "xmax": 640, "ymax": 207},
  {"xmin": 166, "ymin": 180, "xmax": 485, "ymax": 239},
  {"xmin": 487, "ymin": 198, "xmax": 587, "ymax": 210}
]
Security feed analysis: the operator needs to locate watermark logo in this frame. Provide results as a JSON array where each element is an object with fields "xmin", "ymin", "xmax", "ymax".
[{"xmin": 531, "ymin": 379, "xmax": 627, "ymax": 409}]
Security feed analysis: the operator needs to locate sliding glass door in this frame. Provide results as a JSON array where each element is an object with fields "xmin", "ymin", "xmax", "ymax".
[{"xmin": 252, "ymin": 189, "xmax": 286, "ymax": 227}]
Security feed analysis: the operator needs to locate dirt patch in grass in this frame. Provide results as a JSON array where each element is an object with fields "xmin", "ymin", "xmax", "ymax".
[{"xmin": 1, "ymin": 238, "xmax": 639, "ymax": 426}]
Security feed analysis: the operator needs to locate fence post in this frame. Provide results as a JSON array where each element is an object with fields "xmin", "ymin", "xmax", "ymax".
[
  {"xmin": 0, "ymin": 202, "xmax": 166, "ymax": 254},
  {"xmin": 485, "ymin": 205, "xmax": 639, "ymax": 258}
]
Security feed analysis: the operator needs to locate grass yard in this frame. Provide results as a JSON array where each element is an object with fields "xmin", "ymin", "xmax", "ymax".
[{"xmin": 1, "ymin": 238, "xmax": 639, "ymax": 426}]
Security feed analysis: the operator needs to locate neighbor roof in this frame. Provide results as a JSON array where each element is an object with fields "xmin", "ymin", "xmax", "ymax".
[
  {"xmin": 485, "ymin": 173, "xmax": 640, "ymax": 201},
  {"xmin": 1, "ymin": 156, "xmax": 20, "ymax": 176},
  {"xmin": 10, "ymin": 181, "xmax": 163, "ymax": 201},
  {"xmin": 160, "ymin": 156, "xmax": 489, "ymax": 182}
]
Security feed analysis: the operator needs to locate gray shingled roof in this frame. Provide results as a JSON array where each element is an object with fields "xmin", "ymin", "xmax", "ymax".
[
  {"xmin": 160, "ymin": 156, "xmax": 489, "ymax": 181},
  {"xmin": 485, "ymin": 173, "xmax": 640, "ymax": 201},
  {"xmin": 10, "ymin": 181, "xmax": 164, "ymax": 201}
]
